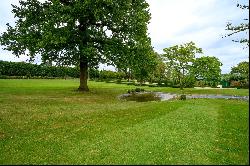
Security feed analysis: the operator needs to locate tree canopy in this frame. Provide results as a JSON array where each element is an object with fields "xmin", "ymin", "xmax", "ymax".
[
  {"xmin": 191, "ymin": 56, "xmax": 222, "ymax": 85},
  {"xmin": 224, "ymin": 2, "xmax": 249, "ymax": 47},
  {"xmin": 230, "ymin": 61, "xmax": 249, "ymax": 80},
  {"xmin": 162, "ymin": 41, "xmax": 202, "ymax": 89},
  {"xmin": 0, "ymin": 0, "xmax": 152, "ymax": 91}
]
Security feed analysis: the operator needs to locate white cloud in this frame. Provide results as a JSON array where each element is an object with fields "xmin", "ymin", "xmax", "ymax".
[
  {"xmin": 205, "ymin": 45, "xmax": 249, "ymax": 73},
  {"xmin": 0, "ymin": 48, "xmax": 28, "ymax": 62},
  {"xmin": 147, "ymin": 0, "xmax": 249, "ymax": 74},
  {"xmin": 147, "ymin": 0, "xmax": 217, "ymax": 45}
]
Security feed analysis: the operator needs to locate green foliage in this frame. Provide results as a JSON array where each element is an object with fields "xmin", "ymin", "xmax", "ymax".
[
  {"xmin": 127, "ymin": 88, "xmax": 145, "ymax": 94},
  {"xmin": 0, "ymin": 60, "xmax": 79, "ymax": 78},
  {"xmin": 99, "ymin": 70, "xmax": 126, "ymax": 81},
  {"xmin": 162, "ymin": 41, "xmax": 203, "ymax": 89},
  {"xmin": 224, "ymin": 3, "xmax": 249, "ymax": 47},
  {"xmin": 220, "ymin": 61, "xmax": 249, "ymax": 88},
  {"xmin": 180, "ymin": 94, "xmax": 186, "ymax": 100},
  {"xmin": 148, "ymin": 52, "xmax": 167, "ymax": 84},
  {"xmin": 183, "ymin": 74, "xmax": 196, "ymax": 88},
  {"xmin": 88, "ymin": 68, "xmax": 100, "ymax": 80},
  {"xmin": 129, "ymin": 49, "xmax": 158, "ymax": 84},
  {"xmin": 0, "ymin": 61, "xmax": 128, "ymax": 81},
  {"xmin": 230, "ymin": 61, "xmax": 249, "ymax": 80},
  {"xmin": 0, "ymin": 0, "xmax": 152, "ymax": 90},
  {"xmin": 191, "ymin": 56, "xmax": 222, "ymax": 86}
]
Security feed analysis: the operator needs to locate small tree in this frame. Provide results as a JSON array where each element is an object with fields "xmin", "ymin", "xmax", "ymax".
[
  {"xmin": 162, "ymin": 41, "xmax": 202, "ymax": 90},
  {"xmin": 148, "ymin": 53, "xmax": 167, "ymax": 84},
  {"xmin": 132, "ymin": 48, "xmax": 158, "ymax": 85},
  {"xmin": 191, "ymin": 56, "xmax": 222, "ymax": 87}
]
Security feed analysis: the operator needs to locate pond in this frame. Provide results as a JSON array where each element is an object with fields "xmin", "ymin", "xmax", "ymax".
[
  {"xmin": 119, "ymin": 92, "xmax": 162, "ymax": 102},
  {"xmin": 118, "ymin": 92, "xmax": 249, "ymax": 102},
  {"xmin": 186, "ymin": 94, "xmax": 249, "ymax": 101}
]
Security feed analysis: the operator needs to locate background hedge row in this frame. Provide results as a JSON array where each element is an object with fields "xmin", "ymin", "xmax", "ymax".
[
  {"xmin": 0, "ymin": 60, "xmax": 126, "ymax": 80},
  {"xmin": 0, "ymin": 61, "xmax": 80, "ymax": 78}
]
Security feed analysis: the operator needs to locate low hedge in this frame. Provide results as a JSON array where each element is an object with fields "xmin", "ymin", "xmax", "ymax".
[
  {"xmin": 0, "ymin": 60, "xmax": 127, "ymax": 80},
  {"xmin": 0, "ymin": 60, "xmax": 79, "ymax": 78}
]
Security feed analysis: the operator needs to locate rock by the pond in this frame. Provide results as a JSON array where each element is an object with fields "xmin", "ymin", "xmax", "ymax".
[{"xmin": 153, "ymin": 92, "xmax": 177, "ymax": 101}]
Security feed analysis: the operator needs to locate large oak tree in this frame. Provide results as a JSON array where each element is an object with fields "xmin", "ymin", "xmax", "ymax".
[{"xmin": 0, "ymin": 0, "xmax": 151, "ymax": 91}]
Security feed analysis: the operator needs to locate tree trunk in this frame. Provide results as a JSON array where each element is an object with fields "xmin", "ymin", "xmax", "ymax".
[
  {"xmin": 180, "ymin": 78, "xmax": 183, "ymax": 90},
  {"xmin": 78, "ymin": 60, "xmax": 89, "ymax": 91},
  {"xmin": 180, "ymin": 68, "xmax": 184, "ymax": 90},
  {"xmin": 78, "ymin": 18, "xmax": 89, "ymax": 91}
]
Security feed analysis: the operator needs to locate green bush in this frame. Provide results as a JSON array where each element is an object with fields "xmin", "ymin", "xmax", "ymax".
[
  {"xmin": 127, "ymin": 88, "xmax": 145, "ymax": 94},
  {"xmin": 0, "ymin": 60, "xmax": 79, "ymax": 78},
  {"xmin": 0, "ymin": 61, "xmax": 130, "ymax": 81},
  {"xmin": 99, "ymin": 70, "xmax": 126, "ymax": 81},
  {"xmin": 183, "ymin": 75, "xmax": 196, "ymax": 88},
  {"xmin": 135, "ymin": 88, "xmax": 145, "ymax": 92},
  {"xmin": 180, "ymin": 95, "xmax": 186, "ymax": 100},
  {"xmin": 148, "ymin": 84, "xmax": 158, "ymax": 87},
  {"xmin": 172, "ymin": 85, "xmax": 180, "ymax": 88}
]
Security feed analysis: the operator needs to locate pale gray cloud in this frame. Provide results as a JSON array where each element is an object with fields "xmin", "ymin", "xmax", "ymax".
[{"xmin": 147, "ymin": 0, "xmax": 249, "ymax": 73}]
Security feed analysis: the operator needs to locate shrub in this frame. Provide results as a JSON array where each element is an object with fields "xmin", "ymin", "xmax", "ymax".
[
  {"xmin": 180, "ymin": 95, "xmax": 186, "ymax": 100},
  {"xmin": 183, "ymin": 75, "xmax": 196, "ymax": 88},
  {"xmin": 135, "ymin": 88, "xmax": 145, "ymax": 92},
  {"xmin": 0, "ymin": 60, "xmax": 79, "ymax": 78},
  {"xmin": 230, "ymin": 81, "xmax": 241, "ymax": 87},
  {"xmin": 148, "ymin": 84, "xmax": 158, "ymax": 87},
  {"xmin": 127, "ymin": 88, "xmax": 145, "ymax": 94},
  {"xmin": 172, "ymin": 85, "xmax": 180, "ymax": 88},
  {"xmin": 116, "ymin": 79, "xmax": 122, "ymax": 84}
]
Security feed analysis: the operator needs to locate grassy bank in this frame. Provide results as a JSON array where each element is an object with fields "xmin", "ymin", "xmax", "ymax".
[{"xmin": 0, "ymin": 79, "xmax": 248, "ymax": 164}]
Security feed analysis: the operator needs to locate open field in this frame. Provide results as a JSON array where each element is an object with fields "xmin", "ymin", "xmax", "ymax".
[{"xmin": 0, "ymin": 79, "xmax": 249, "ymax": 164}]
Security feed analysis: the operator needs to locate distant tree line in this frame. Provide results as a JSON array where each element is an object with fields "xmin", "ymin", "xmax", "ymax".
[
  {"xmin": 0, "ymin": 60, "xmax": 126, "ymax": 80},
  {"xmin": 221, "ymin": 61, "xmax": 249, "ymax": 88},
  {"xmin": 0, "ymin": 60, "xmax": 79, "ymax": 78},
  {"xmin": 0, "ymin": 58, "xmax": 248, "ymax": 89}
]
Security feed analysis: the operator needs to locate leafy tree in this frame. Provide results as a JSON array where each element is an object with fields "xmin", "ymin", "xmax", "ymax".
[
  {"xmin": 221, "ymin": 74, "xmax": 231, "ymax": 82},
  {"xmin": 191, "ymin": 56, "xmax": 222, "ymax": 87},
  {"xmin": 0, "ymin": 0, "xmax": 151, "ymax": 91},
  {"xmin": 230, "ymin": 61, "xmax": 249, "ymax": 87},
  {"xmin": 162, "ymin": 41, "xmax": 202, "ymax": 90},
  {"xmin": 230, "ymin": 61, "xmax": 249, "ymax": 79},
  {"xmin": 220, "ymin": 62, "xmax": 249, "ymax": 88},
  {"xmin": 132, "ymin": 48, "xmax": 157, "ymax": 85},
  {"xmin": 112, "ymin": 38, "xmax": 154, "ymax": 83},
  {"xmin": 224, "ymin": 2, "xmax": 249, "ymax": 47},
  {"xmin": 0, "ymin": 60, "xmax": 80, "ymax": 78},
  {"xmin": 148, "ymin": 52, "xmax": 166, "ymax": 84}
]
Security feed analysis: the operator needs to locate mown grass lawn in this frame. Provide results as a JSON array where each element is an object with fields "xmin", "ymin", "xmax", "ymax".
[{"xmin": 0, "ymin": 79, "xmax": 249, "ymax": 164}]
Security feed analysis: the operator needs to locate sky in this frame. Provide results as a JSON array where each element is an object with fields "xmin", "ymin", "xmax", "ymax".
[{"xmin": 0, "ymin": 0, "xmax": 249, "ymax": 73}]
